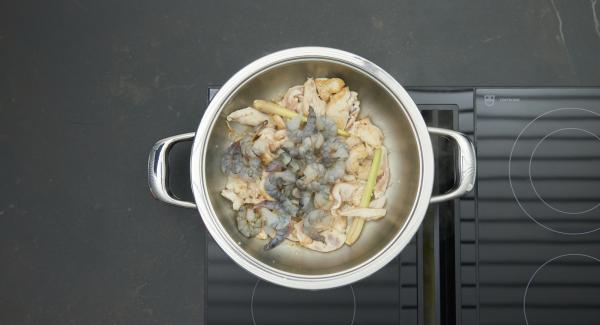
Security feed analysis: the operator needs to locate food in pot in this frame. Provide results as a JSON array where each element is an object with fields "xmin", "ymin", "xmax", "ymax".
[{"xmin": 220, "ymin": 78, "xmax": 390, "ymax": 252}]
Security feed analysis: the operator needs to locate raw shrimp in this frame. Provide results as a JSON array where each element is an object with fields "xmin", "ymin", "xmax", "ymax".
[
  {"xmin": 314, "ymin": 188, "xmax": 333, "ymax": 209},
  {"xmin": 304, "ymin": 181, "xmax": 326, "ymax": 193},
  {"xmin": 299, "ymin": 106, "xmax": 317, "ymax": 138},
  {"xmin": 298, "ymin": 137, "xmax": 315, "ymax": 159},
  {"xmin": 286, "ymin": 157, "xmax": 303, "ymax": 173},
  {"xmin": 221, "ymin": 141, "xmax": 242, "ymax": 174},
  {"xmin": 221, "ymin": 139, "xmax": 263, "ymax": 179},
  {"xmin": 264, "ymin": 171, "xmax": 298, "ymax": 215},
  {"xmin": 260, "ymin": 205, "xmax": 292, "ymax": 250},
  {"xmin": 264, "ymin": 221, "xmax": 291, "ymax": 250},
  {"xmin": 236, "ymin": 205, "xmax": 262, "ymax": 237},
  {"xmin": 316, "ymin": 115, "xmax": 337, "ymax": 139},
  {"xmin": 321, "ymin": 137, "xmax": 349, "ymax": 167},
  {"xmin": 265, "ymin": 149, "xmax": 292, "ymax": 172},
  {"xmin": 299, "ymin": 191, "xmax": 314, "ymax": 215},
  {"xmin": 323, "ymin": 160, "xmax": 346, "ymax": 184},
  {"xmin": 281, "ymin": 139, "xmax": 301, "ymax": 158},
  {"xmin": 266, "ymin": 159, "xmax": 285, "ymax": 172},
  {"xmin": 264, "ymin": 171, "xmax": 296, "ymax": 200},
  {"xmin": 311, "ymin": 133, "xmax": 325, "ymax": 150},
  {"xmin": 242, "ymin": 143, "xmax": 262, "ymax": 174},
  {"xmin": 296, "ymin": 163, "xmax": 325, "ymax": 188},
  {"xmin": 286, "ymin": 114, "xmax": 302, "ymax": 132}
]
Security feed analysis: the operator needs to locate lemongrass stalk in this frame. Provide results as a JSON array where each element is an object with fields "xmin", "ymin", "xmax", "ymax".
[{"xmin": 345, "ymin": 147, "xmax": 382, "ymax": 245}]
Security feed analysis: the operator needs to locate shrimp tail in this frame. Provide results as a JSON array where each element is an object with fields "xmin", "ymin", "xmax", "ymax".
[{"xmin": 264, "ymin": 222, "xmax": 291, "ymax": 250}]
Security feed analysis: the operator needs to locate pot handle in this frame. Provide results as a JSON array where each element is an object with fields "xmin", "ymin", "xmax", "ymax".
[
  {"xmin": 148, "ymin": 133, "xmax": 197, "ymax": 208},
  {"xmin": 428, "ymin": 127, "xmax": 476, "ymax": 203}
]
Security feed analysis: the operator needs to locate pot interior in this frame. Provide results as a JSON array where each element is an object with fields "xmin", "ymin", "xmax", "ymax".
[{"xmin": 202, "ymin": 58, "xmax": 423, "ymax": 276}]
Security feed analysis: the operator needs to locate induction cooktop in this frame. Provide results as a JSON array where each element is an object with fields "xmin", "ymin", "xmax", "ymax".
[{"xmin": 197, "ymin": 87, "xmax": 600, "ymax": 325}]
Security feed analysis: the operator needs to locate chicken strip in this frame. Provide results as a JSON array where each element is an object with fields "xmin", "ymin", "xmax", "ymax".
[
  {"xmin": 279, "ymin": 85, "xmax": 304, "ymax": 113},
  {"xmin": 301, "ymin": 78, "xmax": 326, "ymax": 116},
  {"xmin": 296, "ymin": 214, "xmax": 347, "ymax": 252},
  {"xmin": 325, "ymin": 87, "xmax": 353, "ymax": 129},
  {"xmin": 221, "ymin": 176, "xmax": 264, "ymax": 210},
  {"xmin": 226, "ymin": 107, "xmax": 270, "ymax": 126},
  {"xmin": 315, "ymin": 78, "xmax": 345, "ymax": 101},
  {"xmin": 252, "ymin": 128, "xmax": 287, "ymax": 164},
  {"xmin": 352, "ymin": 117, "xmax": 384, "ymax": 148}
]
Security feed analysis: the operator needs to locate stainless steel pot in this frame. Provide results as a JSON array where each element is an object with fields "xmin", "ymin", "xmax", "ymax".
[{"xmin": 148, "ymin": 47, "xmax": 476, "ymax": 290}]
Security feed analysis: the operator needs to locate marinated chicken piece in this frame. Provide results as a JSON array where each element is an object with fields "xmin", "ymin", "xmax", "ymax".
[
  {"xmin": 346, "ymin": 144, "xmax": 369, "ymax": 174},
  {"xmin": 301, "ymin": 78, "xmax": 326, "ymax": 116},
  {"xmin": 252, "ymin": 128, "xmax": 287, "ymax": 164},
  {"xmin": 374, "ymin": 146, "xmax": 390, "ymax": 198},
  {"xmin": 352, "ymin": 117, "xmax": 384, "ymax": 148},
  {"xmin": 342, "ymin": 174, "xmax": 357, "ymax": 182},
  {"xmin": 279, "ymin": 85, "xmax": 304, "ymax": 113},
  {"xmin": 345, "ymin": 135, "xmax": 363, "ymax": 149},
  {"xmin": 356, "ymin": 160, "xmax": 371, "ymax": 181},
  {"xmin": 221, "ymin": 176, "xmax": 264, "ymax": 210},
  {"xmin": 303, "ymin": 228, "xmax": 346, "ymax": 252},
  {"xmin": 331, "ymin": 183, "xmax": 357, "ymax": 210},
  {"xmin": 315, "ymin": 78, "xmax": 345, "ymax": 101},
  {"xmin": 226, "ymin": 107, "xmax": 270, "ymax": 126},
  {"xmin": 286, "ymin": 222, "xmax": 299, "ymax": 242},
  {"xmin": 325, "ymin": 87, "xmax": 355, "ymax": 129},
  {"xmin": 346, "ymin": 146, "xmax": 373, "ymax": 181},
  {"xmin": 352, "ymin": 186, "xmax": 364, "ymax": 207},
  {"xmin": 331, "ymin": 182, "xmax": 363, "ymax": 210},
  {"xmin": 221, "ymin": 189, "xmax": 243, "ymax": 211},
  {"xmin": 297, "ymin": 213, "xmax": 347, "ymax": 252},
  {"xmin": 292, "ymin": 221, "xmax": 313, "ymax": 246},
  {"xmin": 303, "ymin": 209, "xmax": 333, "ymax": 240}
]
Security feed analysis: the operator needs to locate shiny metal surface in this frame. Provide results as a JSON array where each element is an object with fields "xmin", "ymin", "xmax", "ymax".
[
  {"xmin": 148, "ymin": 132, "xmax": 197, "ymax": 208},
  {"xmin": 150, "ymin": 47, "xmax": 475, "ymax": 289},
  {"xmin": 428, "ymin": 127, "xmax": 476, "ymax": 203}
]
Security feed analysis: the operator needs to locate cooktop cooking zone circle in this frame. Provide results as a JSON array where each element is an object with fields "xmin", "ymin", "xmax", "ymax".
[
  {"xmin": 251, "ymin": 279, "xmax": 356, "ymax": 325},
  {"xmin": 529, "ymin": 127, "xmax": 600, "ymax": 215},
  {"xmin": 509, "ymin": 107, "xmax": 600, "ymax": 235},
  {"xmin": 523, "ymin": 253, "xmax": 600, "ymax": 325}
]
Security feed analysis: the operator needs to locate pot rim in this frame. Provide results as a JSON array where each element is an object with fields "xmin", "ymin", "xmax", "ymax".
[{"xmin": 190, "ymin": 47, "xmax": 434, "ymax": 290}]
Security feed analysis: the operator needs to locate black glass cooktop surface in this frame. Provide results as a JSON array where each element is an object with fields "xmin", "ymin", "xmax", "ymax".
[{"xmin": 474, "ymin": 88, "xmax": 600, "ymax": 325}]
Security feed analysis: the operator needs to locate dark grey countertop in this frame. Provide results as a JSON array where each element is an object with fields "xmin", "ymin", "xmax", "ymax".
[{"xmin": 1, "ymin": 0, "xmax": 599, "ymax": 324}]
